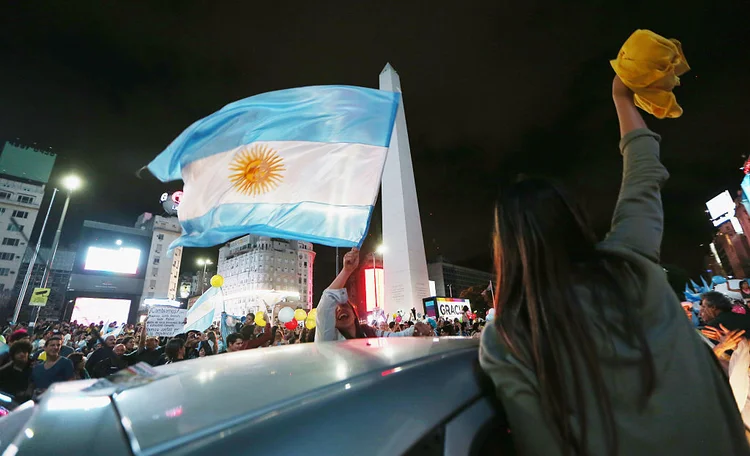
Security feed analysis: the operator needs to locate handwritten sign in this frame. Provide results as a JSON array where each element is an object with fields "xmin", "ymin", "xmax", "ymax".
[{"xmin": 146, "ymin": 305, "xmax": 188, "ymax": 337}]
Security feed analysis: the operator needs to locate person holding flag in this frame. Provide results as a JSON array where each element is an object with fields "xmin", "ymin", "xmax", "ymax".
[{"xmin": 315, "ymin": 248, "xmax": 433, "ymax": 341}]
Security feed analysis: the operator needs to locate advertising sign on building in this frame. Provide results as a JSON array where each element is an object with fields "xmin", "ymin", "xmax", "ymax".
[
  {"xmin": 421, "ymin": 297, "xmax": 471, "ymax": 321},
  {"xmin": 29, "ymin": 288, "xmax": 51, "ymax": 307}
]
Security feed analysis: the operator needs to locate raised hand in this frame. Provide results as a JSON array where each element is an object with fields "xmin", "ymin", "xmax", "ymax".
[
  {"xmin": 343, "ymin": 248, "xmax": 360, "ymax": 273},
  {"xmin": 413, "ymin": 321, "xmax": 433, "ymax": 337}
]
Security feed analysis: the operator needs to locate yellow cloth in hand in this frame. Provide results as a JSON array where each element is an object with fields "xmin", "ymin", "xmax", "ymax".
[{"xmin": 610, "ymin": 29, "xmax": 690, "ymax": 119}]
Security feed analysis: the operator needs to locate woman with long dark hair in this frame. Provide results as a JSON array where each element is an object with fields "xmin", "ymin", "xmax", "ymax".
[
  {"xmin": 315, "ymin": 248, "xmax": 433, "ymax": 341},
  {"xmin": 479, "ymin": 76, "xmax": 750, "ymax": 455}
]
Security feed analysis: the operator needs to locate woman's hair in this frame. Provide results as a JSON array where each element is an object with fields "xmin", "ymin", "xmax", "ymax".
[
  {"xmin": 492, "ymin": 177, "xmax": 653, "ymax": 456},
  {"xmin": 701, "ymin": 291, "xmax": 733, "ymax": 312},
  {"xmin": 9, "ymin": 340, "xmax": 32, "ymax": 358},
  {"xmin": 339, "ymin": 302, "xmax": 377, "ymax": 339},
  {"xmin": 164, "ymin": 338, "xmax": 184, "ymax": 360}
]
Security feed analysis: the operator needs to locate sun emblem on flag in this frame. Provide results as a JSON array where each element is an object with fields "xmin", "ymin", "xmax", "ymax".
[{"xmin": 228, "ymin": 144, "xmax": 285, "ymax": 196}]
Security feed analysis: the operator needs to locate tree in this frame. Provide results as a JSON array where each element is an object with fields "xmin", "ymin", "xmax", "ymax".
[{"xmin": 459, "ymin": 285, "xmax": 491, "ymax": 318}]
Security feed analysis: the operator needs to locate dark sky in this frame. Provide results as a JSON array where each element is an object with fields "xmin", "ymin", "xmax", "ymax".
[{"xmin": 1, "ymin": 1, "xmax": 749, "ymax": 299}]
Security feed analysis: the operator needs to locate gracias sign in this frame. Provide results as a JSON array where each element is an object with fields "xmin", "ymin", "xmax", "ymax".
[{"xmin": 431, "ymin": 297, "xmax": 471, "ymax": 321}]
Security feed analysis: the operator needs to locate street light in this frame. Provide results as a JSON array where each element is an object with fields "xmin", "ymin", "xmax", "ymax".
[
  {"xmin": 197, "ymin": 258, "xmax": 213, "ymax": 293},
  {"xmin": 33, "ymin": 174, "xmax": 82, "ymax": 325},
  {"xmin": 62, "ymin": 175, "xmax": 82, "ymax": 192}
]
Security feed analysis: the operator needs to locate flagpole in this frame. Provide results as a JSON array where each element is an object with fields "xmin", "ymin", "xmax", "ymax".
[
  {"xmin": 335, "ymin": 247, "xmax": 340, "ymax": 275},
  {"xmin": 490, "ymin": 281, "xmax": 495, "ymax": 304}
]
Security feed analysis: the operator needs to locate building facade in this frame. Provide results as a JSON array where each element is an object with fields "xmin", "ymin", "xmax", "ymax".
[
  {"xmin": 217, "ymin": 235, "xmax": 315, "ymax": 316},
  {"xmin": 427, "ymin": 258, "xmax": 492, "ymax": 298},
  {"xmin": 0, "ymin": 142, "xmax": 56, "ymax": 295},
  {"xmin": 12, "ymin": 248, "xmax": 75, "ymax": 322},
  {"xmin": 711, "ymin": 221, "xmax": 750, "ymax": 279},
  {"xmin": 134, "ymin": 213, "xmax": 183, "ymax": 307}
]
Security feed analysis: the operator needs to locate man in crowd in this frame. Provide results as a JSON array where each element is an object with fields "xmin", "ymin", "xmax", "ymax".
[
  {"xmin": 701, "ymin": 291, "xmax": 750, "ymax": 332},
  {"xmin": 225, "ymin": 333, "xmax": 244, "ymax": 353},
  {"xmin": 0, "ymin": 341, "xmax": 32, "ymax": 401},
  {"xmin": 241, "ymin": 321, "xmax": 273, "ymax": 349},
  {"xmin": 30, "ymin": 336, "xmax": 74, "ymax": 394},
  {"xmin": 136, "ymin": 336, "xmax": 163, "ymax": 366},
  {"xmin": 85, "ymin": 333, "xmax": 116, "ymax": 375},
  {"xmin": 92, "ymin": 343, "xmax": 129, "ymax": 378}
]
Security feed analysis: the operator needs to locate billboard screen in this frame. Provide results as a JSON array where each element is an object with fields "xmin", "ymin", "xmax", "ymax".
[
  {"xmin": 0, "ymin": 142, "xmax": 56, "ymax": 184},
  {"xmin": 422, "ymin": 297, "xmax": 471, "ymax": 321},
  {"xmin": 424, "ymin": 298, "xmax": 437, "ymax": 318},
  {"xmin": 70, "ymin": 297, "xmax": 131, "ymax": 326},
  {"xmin": 74, "ymin": 221, "xmax": 151, "ymax": 279},
  {"xmin": 364, "ymin": 267, "xmax": 385, "ymax": 311},
  {"xmin": 84, "ymin": 246, "xmax": 141, "ymax": 274},
  {"xmin": 706, "ymin": 191, "xmax": 735, "ymax": 227}
]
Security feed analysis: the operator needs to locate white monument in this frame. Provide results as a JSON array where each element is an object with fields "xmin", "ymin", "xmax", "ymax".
[{"xmin": 379, "ymin": 63, "xmax": 430, "ymax": 315}]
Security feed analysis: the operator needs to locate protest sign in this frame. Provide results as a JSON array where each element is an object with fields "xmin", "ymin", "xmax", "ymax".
[{"xmin": 147, "ymin": 305, "xmax": 188, "ymax": 337}]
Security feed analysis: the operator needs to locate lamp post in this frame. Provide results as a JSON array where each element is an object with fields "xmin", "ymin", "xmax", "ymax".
[
  {"xmin": 196, "ymin": 258, "xmax": 213, "ymax": 293},
  {"xmin": 12, "ymin": 188, "xmax": 58, "ymax": 324},
  {"xmin": 33, "ymin": 174, "xmax": 82, "ymax": 326}
]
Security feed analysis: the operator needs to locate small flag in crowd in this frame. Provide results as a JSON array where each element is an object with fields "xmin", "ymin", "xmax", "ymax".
[
  {"xmin": 148, "ymin": 85, "xmax": 400, "ymax": 250},
  {"xmin": 183, "ymin": 287, "xmax": 222, "ymax": 333}
]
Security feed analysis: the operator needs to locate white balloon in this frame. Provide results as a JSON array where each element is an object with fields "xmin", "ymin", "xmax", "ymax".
[{"xmin": 278, "ymin": 307, "xmax": 295, "ymax": 323}]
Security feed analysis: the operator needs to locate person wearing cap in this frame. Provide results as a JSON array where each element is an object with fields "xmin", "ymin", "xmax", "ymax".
[{"xmin": 0, "ymin": 330, "xmax": 30, "ymax": 367}]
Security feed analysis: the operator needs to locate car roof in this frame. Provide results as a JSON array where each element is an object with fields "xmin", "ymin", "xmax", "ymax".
[{"xmin": 114, "ymin": 337, "xmax": 479, "ymax": 453}]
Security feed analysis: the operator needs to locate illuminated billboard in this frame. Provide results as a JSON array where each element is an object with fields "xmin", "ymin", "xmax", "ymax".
[
  {"xmin": 84, "ymin": 246, "xmax": 142, "ymax": 275},
  {"xmin": 71, "ymin": 297, "xmax": 131, "ymax": 326},
  {"xmin": 706, "ymin": 191, "xmax": 743, "ymax": 233},
  {"xmin": 706, "ymin": 191, "xmax": 735, "ymax": 226},
  {"xmin": 364, "ymin": 267, "xmax": 385, "ymax": 311},
  {"xmin": 422, "ymin": 297, "xmax": 471, "ymax": 321}
]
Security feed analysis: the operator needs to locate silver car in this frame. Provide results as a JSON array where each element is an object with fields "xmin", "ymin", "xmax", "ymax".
[{"xmin": 0, "ymin": 337, "xmax": 513, "ymax": 455}]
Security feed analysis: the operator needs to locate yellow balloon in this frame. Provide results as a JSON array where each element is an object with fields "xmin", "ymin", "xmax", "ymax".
[
  {"xmin": 305, "ymin": 317, "xmax": 316, "ymax": 329},
  {"xmin": 256, "ymin": 318, "xmax": 267, "ymax": 327},
  {"xmin": 210, "ymin": 275, "xmax": 224, "ymax": 288},
  {"xmin": 294, "ymin": 309, "xmax": 307, "ymax": 321}
]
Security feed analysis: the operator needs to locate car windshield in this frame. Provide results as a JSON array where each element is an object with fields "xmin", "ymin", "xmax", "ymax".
[{"xmin": 113, "ymin": 337, "xmax": 476, "ymax": 452}]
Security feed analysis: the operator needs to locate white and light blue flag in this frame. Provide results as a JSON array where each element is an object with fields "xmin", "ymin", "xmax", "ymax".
[
  {"xmin": 183, "ymin": 287, "xmax": 222, "ymax": 333},
  {"xmin": 148, "ymin": 85, "xmax": 400, "ymax": 249}
]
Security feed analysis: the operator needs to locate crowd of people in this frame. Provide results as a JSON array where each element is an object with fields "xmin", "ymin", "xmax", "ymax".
[
  {"xmin": 0, "ymin": 299, "xmax": 485, "ymax": 405},
  {"xmin": 0, "ymin": 313, "xmax": 321, "ymax": 402}
]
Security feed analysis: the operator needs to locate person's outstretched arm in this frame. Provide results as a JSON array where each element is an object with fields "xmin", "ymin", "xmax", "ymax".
[
  {"xmin": 602, "ymin": 76, "xmax": 669, "ymax": 262},
  {"xmin": 314, "ymin": 248, "xmax": 359, "ymax": 343}
]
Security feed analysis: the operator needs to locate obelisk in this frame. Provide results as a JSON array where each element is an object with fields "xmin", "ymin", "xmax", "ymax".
[{"xmin": 379, "ymin": 63, "xmax": 430, "ymax": 316}]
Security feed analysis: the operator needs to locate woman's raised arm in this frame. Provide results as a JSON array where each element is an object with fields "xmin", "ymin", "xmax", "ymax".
[{"xmin": 602, "ymin": 76, "xmax": 670, "ymax": 262}]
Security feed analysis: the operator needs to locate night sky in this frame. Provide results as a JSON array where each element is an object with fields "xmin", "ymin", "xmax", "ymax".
[{"xmin": 1, "ymin": 2, "xmax": 748, "ymax": 300}]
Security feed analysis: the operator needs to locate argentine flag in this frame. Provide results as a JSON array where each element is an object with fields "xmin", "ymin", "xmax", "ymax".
[
  {"xmin": 183, "ymin": 287, "xmax": 222, "ymax": 333},
  {"xmin": 148, "ymin": 86, "xmax": 400, "ymax": 249}
]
